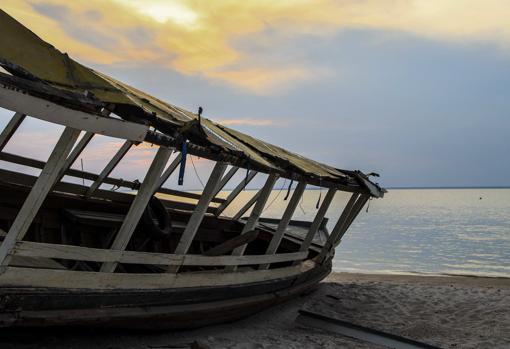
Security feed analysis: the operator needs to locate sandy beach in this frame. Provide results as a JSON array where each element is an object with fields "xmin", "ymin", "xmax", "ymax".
[{"xmin": 1, "ymin": 272, "xmax": 508, "ymax": 349}]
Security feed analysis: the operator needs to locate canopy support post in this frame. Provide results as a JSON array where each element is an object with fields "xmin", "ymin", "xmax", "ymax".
[
  {"xmin": 168, "ymin": 162, "xmax": 228, "ymax": 273},
  {"xmin": 214, "ymin": 170, "xmax": 257, "ymax": 216},
  {"xmin": 0, "ymin": 112, "xmax": 25, "ymax": 152},
  {"xmin": 100, "ymin": 147, "xmax": 172, "ymax": 273},
  {"xmin": 296, "ymin": 188, "xmax": 336, "ymax": 263},
  {"xmin": 154, "ymin": 152, "xmax": 181, "ymax": 190},
  {"xmin": 57, "ymin": 131, "xmax": 94, "ymax": 181},
  {"xmin": 85, "ymin": 140, "xmax": 133, "ymax": 197},
  {"xmin": 317, "ymin": 193, "xmax": 369, "ymax": 263},
  {"xmin": 212, "ymin": 166, "xmax": 239, "ymax": 198},
  {"xmin": 225, "ymin": 174, "xmax": 278, "ymax": 271},
  {"xmin": 0, "ymin": 127, "xmax": 81, "ymax": 266},
  {"xmin": 232, "ymin": 191, "xmax": 260, "ymax": 220},
  {"xmin": 259, "ymin": 181, "xmax": 306, "ymax": 270}
]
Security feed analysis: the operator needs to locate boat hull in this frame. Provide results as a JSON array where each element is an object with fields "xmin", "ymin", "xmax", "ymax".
[{"xmin": 0, "ymin": 261, "xmax": 331, "ymax": 329}]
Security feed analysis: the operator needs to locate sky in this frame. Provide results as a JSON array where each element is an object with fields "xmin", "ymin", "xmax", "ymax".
[{"xmin": 1, "ymin": 0, "xmax": 509, "ymax": 189}]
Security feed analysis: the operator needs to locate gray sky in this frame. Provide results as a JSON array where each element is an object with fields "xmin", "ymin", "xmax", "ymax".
[{"xmin": 2, "ymin": 1, "xmax": 509, "ymax": 188}]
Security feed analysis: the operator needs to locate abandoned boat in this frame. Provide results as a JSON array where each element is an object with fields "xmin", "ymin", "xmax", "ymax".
[{"xmin": 0, "ymin": 10, "xmax": 384, "ymax": 329}]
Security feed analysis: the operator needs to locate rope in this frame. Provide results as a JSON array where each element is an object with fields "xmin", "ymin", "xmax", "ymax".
[
  {"xmin": 262, "ymin": 178, "xmax": 287, "ymax": 214},
  {"xmin": 190, "ymin": 155, "xmax": 205, "ymax": 189}
]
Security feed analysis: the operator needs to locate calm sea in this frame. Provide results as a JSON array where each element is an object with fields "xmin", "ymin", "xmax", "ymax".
[{"xmin": 221, "ymin": 188, "xmax": 510, "ymax": 277}]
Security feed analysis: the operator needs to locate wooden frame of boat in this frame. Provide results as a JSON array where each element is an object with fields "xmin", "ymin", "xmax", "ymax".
[{"xmin": 0, "ymin": 9, "xmax": 384, "ymax": 329}]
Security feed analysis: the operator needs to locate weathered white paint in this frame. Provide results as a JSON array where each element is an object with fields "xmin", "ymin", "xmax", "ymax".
[
  {"xmin": 13, "ymin": 241, "xmax": 307, "ymax": 266},
  {"xmin": 299, "ymin": 188, "xmax": 336, "ymax": 253},
  {"xmin": 225, "ymin": 174, "xmax": 278, "ymax": 271},
  {"xmin": 259, "ymin": 181, "xmax": 307, "ymax": 270},
  {"xmin": 0, "ymin": 263, "xmax": 307, "ymax": 290},
  {"xmin": 169, "ymin": 162, "xmax": 227, "ymax": 273},
  {"xmin": 232, "ymin": 191, "xmax": 260, "ymax": 220},
  {"xmin": 154, "ymin": 152, "xmax": 181, "ymax": 190},
  {"xmin": 100, "ymin": 146, "xmax": 172, "ymax": 273},
  {"xmin": 212, "ymin": 166, "xmax": 239, "ymax": 198},
  {"xmin": 0, "ymin": 112, "xmax": 25, "ymax": 152},
  {"xmin": 0, "ymin": 127, "xmax": 81, "ymax": 266},
  {"xmin": 85, "ymin": 140, "xmax": 133, "ymax": 197},
  {"xmin": 0, "ymin": 86, "xmax": 148, "ymax": 141},
  {"xmin": 57, "ymin": 131, "xmax": 94, "ymax": 180},
  {"xmin": 215, "ymin": 170, "xmax": 257, "ymax": 216}
]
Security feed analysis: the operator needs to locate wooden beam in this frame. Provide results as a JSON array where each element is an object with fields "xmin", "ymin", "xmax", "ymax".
[
  {"xmin": 168, "ymin": 162, "xmax": 227, "ymax": 273},
  {"xmin": 0, "ymin": 86, "xmax": 148, "ymax": 141},
  {"xmin": 226, "ymin": 174, "xmax": 278, "ymax": 271},
  {"xmin": 57, "ymin": 131, "xmax": 94, "ymax": 181},
  {"xmin": 155, "ymin": 152, "xmax": 181, "ymax": 190},
  {"xmin": 100, "ymin": 146, "xmax": 172, "ymax": 273},
  {"xmin": 0, "ymin": 127, "xmax": 81, "ymax": 266},
  {"xmin": 0, "ymin": 112, "xmax": 25, "ymax": 152},
  {"xmin": 317, "ymin": 193, "xmax": 368, "ymax": 263},
  {"xmin": 215, "ymin": 170, "xmax": 257, "ymax": 216},
  {"xmin": 232, "ymin": 191, "xmax": 260, "ymax": 220},
  {"xmin": 13, "ymin": 241, "xmax": 306, "ymax": 267},
  {"xmin": 0, "ymin": 264, "xmax": 305, "ymax": 290},
  {"xmin": 212, "ymin": 166, "xmax": 239, "ymax": 198},
  {"xmin": 0, "ymin": 151, "xmax": 225, "ymax": 203},
  {"xmin": 259, "ymin": 181, "xmax": 307, "ymax": 270},
  {"xmin": 203, "ymin": 230, "xmax": 259, "ymax": 256},
  {"xmin": 85, "ymin": 140, "xmax": 133, "ymax": 197},
  {"xmin": 298, "ymin": 188, "xmax": 336, "ymax": 254}
]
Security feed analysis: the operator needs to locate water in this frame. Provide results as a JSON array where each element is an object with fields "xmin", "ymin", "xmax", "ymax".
[{"xmin": 220, "ymin": 188, "xmax": 510, "ymax": 277}]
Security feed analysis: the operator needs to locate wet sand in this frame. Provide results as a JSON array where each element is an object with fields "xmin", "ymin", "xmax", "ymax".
[{"xmin": 1, "ymin": 273, "xmax": 509, "ymax": 348}]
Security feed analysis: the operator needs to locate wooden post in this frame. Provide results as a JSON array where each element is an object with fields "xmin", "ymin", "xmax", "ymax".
[
  {"xmin": 215, "ymin": 170, "xmax": 257, "ymax": 216},
  {"xmin": 299, "ymin": 188, "xmax": 336, "ymax": 254},
  {"xmin": 232, "ymin": 191, "xmax": 260, "ymax": 220},
  {"xmin": 317, "ymin": 193, "xmax": 369, "ymax": 263},
  {"xmin": 0, "ymin": 127, "xmax": 81, "ymax": 266},
  {"xmin": 57, "ymin": 131, "xmax": 94, "ymax": 181},
  {"xmin": 154, "ymin": 152, "xmax": 181, "ymax": 190},
  {"xmin": 225, "ymin": 174, "xmax": 278, "ymax": 271},
  {"xmin": 168, "ymin": 162, "xmax": 228, "ymax": 273},
  {"xmin": 0, "ymin": 112, "xmax": 25, "ymax": 152},
  {"xmin": 259, "ymin": 181, "xmax": 306, "ymax": 270},
  {"xmin": 212, "ymin": 166, "xmax": 239, "ymax": 198},
  {"xmin": 85, "ymin": 140, "xmax": 133, "ymax": 197},
  {"xmin": 100, "ymin": 146, "xmax": 172, "ymax": 273}
]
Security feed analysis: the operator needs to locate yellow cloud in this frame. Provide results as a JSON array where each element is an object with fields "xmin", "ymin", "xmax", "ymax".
[{"xmin": 2, "ymin": 0, "xmax": 510, "ymax": 93}]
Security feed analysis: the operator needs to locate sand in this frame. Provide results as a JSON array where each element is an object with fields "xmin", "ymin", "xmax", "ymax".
[{"xmin": 1, "ymin": 273, "xmax": 508, "ymax": 349}]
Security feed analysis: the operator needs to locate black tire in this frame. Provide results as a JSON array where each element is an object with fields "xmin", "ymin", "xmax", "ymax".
[{"xmin": 141, "ymin": 196, "xmax": 172, "ymax": 239}]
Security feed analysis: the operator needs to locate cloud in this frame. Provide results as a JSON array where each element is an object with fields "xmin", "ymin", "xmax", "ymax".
[{"xmin": 2, "ymin": 0, "xmax": 510, "ymax": 94}]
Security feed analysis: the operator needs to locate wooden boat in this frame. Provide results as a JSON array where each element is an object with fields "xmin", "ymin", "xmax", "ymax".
[{"xmin": 0, "ymin": 10, "xmax": 384, "ymax": 329}]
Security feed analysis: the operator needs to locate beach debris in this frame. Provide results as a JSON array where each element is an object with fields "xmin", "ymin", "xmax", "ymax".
[{"xmin": 296, "ymin": 309, "xmax": 444, "ymax": 349}]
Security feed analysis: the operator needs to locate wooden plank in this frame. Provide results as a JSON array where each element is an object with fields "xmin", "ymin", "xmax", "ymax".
[
  {"xmin": 215, "ymin": 170, "xmax": 257, "ymax": 216},
  {"xmin": 155, "ymin": 152, "xmax": 181, "ymax": 189},
  {"xmin": 100, "ymin": 146, "xmax": 172, "ymax": 273},
  {"xmin": 0, "ymin": 151, "xmax": 224, "ymax": 203},
  {"xmin": 0, "ymin": 112, "xmax": 25, "ymax": 152},
  {"xmin": 0, "ymin": 264, "xmax": 306, "ymax": 290},
  {"xmin": 0, "ymin": 86, "xmax": 148, "ymax": 141},
  {"xmin": 232, "ymin": 191, "xmax": 260, "ymax": 220},
  {"xmin": 203, "ymin": 230, "xmax": 259, "ymax": 256},
  {"xmin": 212, "ymin": 166, "xmax": 239, "ymax": 198},
  {"xmin": 13, "ymin": 241, "xmax": 306, "ymax": 266},
  {"xmin": 317, "ymin": 193, "xmax": 368, "ymax": 263},
  {"xmin": 259, "ymin": 181, "xmax": 307, "ymax": 269},
  {"xmin": 85, "ymin": 140, "xmax": 133, "ymax": 197},
  {"xmin": 0, "ymin": 127, "xmax": 81, "ymax": 266},
  {"xmin": 299, "ymin": 188, "xmax": 336, "ymax": 254},
  {"xmin": 169, "ymin": 162, "xmax": 227, "ymax": 272},
  {"xmin": 57, "ymin": 131, "xmax": 94, "ymax": 180},
  {"xmin": 226, "ymin": 174, "xmax": 278, "ymax": 271}
]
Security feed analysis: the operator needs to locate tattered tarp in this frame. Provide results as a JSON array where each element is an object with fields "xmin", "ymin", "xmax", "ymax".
[{"xmin": 0, "ymin": 10, "xmax": 383, "ymax": 195}]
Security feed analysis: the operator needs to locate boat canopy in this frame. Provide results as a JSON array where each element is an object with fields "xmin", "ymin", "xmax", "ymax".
[{"xmin": 0, "ymin": 10, "xmax": 383, "ymax": 197}]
